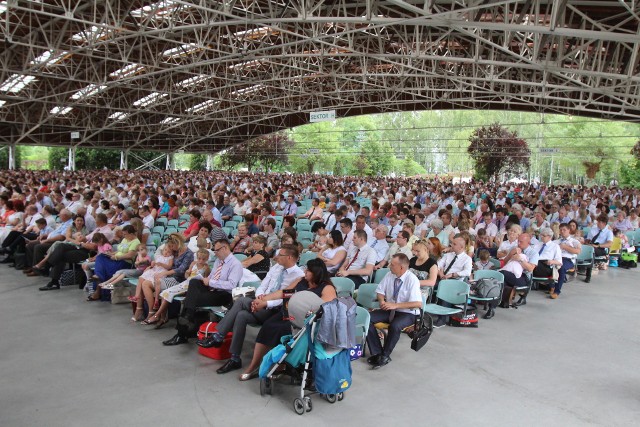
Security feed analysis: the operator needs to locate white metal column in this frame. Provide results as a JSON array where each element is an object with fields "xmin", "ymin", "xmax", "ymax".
[
  {"xmin": 165, "ymin": 153, "xmax": 175, "ymax": 170},
  {"xmin": 120, "ymin": 150, "xmax": 129, "ymax": 170},
  {"xmin": 206, "ymin": 154, "xmax": 213, "ymax": 171},
  {"xmin": 8, "ymin": 144, "xmax": 16, "ymax": 170},
  {"xmin": 68, "ymin": 147, "xmax": 76, "ymax": 171}
]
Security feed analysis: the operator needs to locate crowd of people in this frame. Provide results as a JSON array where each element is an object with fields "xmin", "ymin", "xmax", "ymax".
[{"xmin": 0, "ymin": 169, "xmax": 634, "ymax": 372}]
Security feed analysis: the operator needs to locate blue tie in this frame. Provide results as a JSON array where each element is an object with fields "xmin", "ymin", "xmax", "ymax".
[{"xmin": 538, "ymin": 243, "xmax": 546, "ymax": 255}]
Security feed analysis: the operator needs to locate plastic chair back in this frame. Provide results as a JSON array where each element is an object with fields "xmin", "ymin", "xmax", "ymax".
[
  {"xmin": 489, "ymin": 258, "xmax": 501, "ymax": 269},
  {"xmin": 355, "ymin": 306, "xmax": 371, "ymax": 346},
  {"xmin": 167, "ymin": 219, "xmax": 179, "ymax": 228},
  {"xmin": 224, "ymin": 220, "xmax": 239, "ymax": 229},
  {"xmin": 297, "ymin": 231, "xmax": 314, "ymax": 241},
  {"xmin": 576, "ymin": 245, "xmax": 594, "ymax": 265},
  {"xmin": 435, "ymin": 279, "xmax": 470, "ymax": 306},
  {"xmin": 372, "ymin": 268, "xmax": 389, "ymax": 284},
  {"xmin": 298, "ymin": 251, "xmax": 317, "ymax": 267},
  {"xmin": 234, "ymin": 253, "xmax": 247, "ymax": 261},
  {"xmin": 624, "ymin": 231, "xmax": 635, "ymax": 246},
  {"xmin": 297, "ymin": 224, "xmax": 312, "ymax": 233},
  {"xmin": 355, "ymin": 283, "xmax": 379, "ymax": 310},
  {"xmin": 332, "ymin": 277, "xmax": 356, "ymax": 298},
  {"xmin": 242, "ymin": 280, "xmax": 262, "ymax": 289},
  {"xmin": 297, "ymin": 219, "xmax": 310, "ymax": 226}
]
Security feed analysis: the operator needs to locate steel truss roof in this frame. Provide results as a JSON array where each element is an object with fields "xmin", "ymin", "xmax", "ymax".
[{"xmin": 0, "ymin": 0, "xmax": 639, "ymax": 154}]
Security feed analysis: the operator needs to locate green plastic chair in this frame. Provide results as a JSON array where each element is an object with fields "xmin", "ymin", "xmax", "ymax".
[
  {"xmin": 424, "ymin": 279, "xmax": 470, "ymax": 317},
  {"xmin": 576, "ymin": 245, "xmax": 595, "ymax": 283},
  {"xmin": 155, "ymin": 217, "xmax": 168, "ymax": 227},
  {"xmin": 355, "ymin": 306, "xmax": 371, "ymax": 355},
  {"xmin": 355, "ymin": 283, "xmax": 380, "ymax": 310},
  {"xmin": 297, "ymin": 251, "xmax": 317, "ymax": 267},
  {"xmin": 332, "ymin": 277, "xmax": 356, "ymax": 298},
  {"xmin": 224, "ymin": 220, "xmax": 239, "ymax": 229},
  {"xmin": 296, "ymin": 223, "xmax": 312, "ymax": 233},
  {"xmin": 167, "ymin": 219, "xmax": 179, "ymax": 228},
  {"xmin": 297, "ymin": 231, "xmax": 314, "ymax": 241},
  {"xmin": 372, "ymin": 267, "xmax": 389, "ymax": 284},
  {"xmin": 624, "ymin": 231, "xmax": 635, "ymax": 246},
  {"xmin": 152, "ymin": 225, "xmax": 165, "ymax": 234},
  {"xmin": 489, "ymin": 258, "xmax": 501, "ymax": 269},
  {"xmin": 297, "ymin": 218, "xmax": 311, "ymax": 227},
  {"xmin": 234, "ymin": 253, "xmax": 248, "ymax": 262},
  {"xmin": 242, "ymin": 280, "xmax": 262, "ymax": 289}
]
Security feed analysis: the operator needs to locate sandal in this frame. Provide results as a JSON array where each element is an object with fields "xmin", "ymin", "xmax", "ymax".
[
  {"xmin": 239, "ymin": 369, "xmax": 259, "ymax": 381},
  {"xmin": 154, "ymin": 313, "xmax": 168, "ymax": 329},
  {"xmin": 130, "ymin": 308, "xmax": 145, "ymax": 322},
  {"xmin": 141, "ymin": 313, "xmax": 159, "ymax": 325},
  {"xmin": 127, "ymin": 295, "xmax": 139, "ymax": 303}
]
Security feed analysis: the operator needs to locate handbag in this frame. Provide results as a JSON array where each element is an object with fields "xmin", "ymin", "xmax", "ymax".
[{"xmin": 410, "ymin": 310, "xmax": 432, "ymax": 352}]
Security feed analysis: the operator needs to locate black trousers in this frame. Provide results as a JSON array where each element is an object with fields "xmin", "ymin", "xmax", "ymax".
[
  {"xmin": 46, "ymin": 245, "xmax": 90, "ymax": 282},
  {"xmin": 176, "ymin": 279, "xmax": 232, "ymax": 338},
  {"xmin": 500, "ymin": 270, "xmax": 526, "ymax": 306},
  {"xmin": 26, "ymin": 242, "xmax": 52, "ymax": 267},
  {"xmin": 2, "ymin": 230, "xmax": 22, "ymax": 249},
  {"xmin": 533, "ymin": 262, "xmax": 553, "ymax": 277},
  {"xmin": 347, "ymin": 274, "xmax": 366, "ymax": 289},
  {"xmin": 366, "ymin": 310, "xmax": 416, "ymax": 357}
]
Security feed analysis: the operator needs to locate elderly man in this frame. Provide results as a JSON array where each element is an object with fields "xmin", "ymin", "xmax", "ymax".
[
  {"xmin": 376, "ymin": 230, "xmax": 412, "ymax": 270},
  {"xmin": 532, "ymin": 227, "xmax": 563, "ymax": 278},
  {"xmin": 23, "ymin": 209, "xmax": 73, "ymax": 275},
  {"xmin": 499, "ymin": 233, "xmax": 539, "ymax": 308},
  {"xmin": 196, "ymin": 244, "xmax": 304, "ymax": 374},
  {"xmin": 163, "ymin": 239, "xmax": 243, "ymax": 346},
  {"xmin": 551, "ymin": 223, "xmax": 582, "ymax": 298},
  {"xmin": 336, "ymin": 229, "xmax": 377, "ymax": 288},
  {"xmin": 366, "ymin": 253, "xmax": 421, "ymax": 369},
  {"xmin": 585, "ymin": 214, "xmax": 613, "ymax": 274}
]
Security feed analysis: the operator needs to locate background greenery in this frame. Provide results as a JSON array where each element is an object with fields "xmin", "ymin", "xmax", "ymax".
[{"xmin": 1, "ymin": 110, "xmax": 639, "ymax": 186}]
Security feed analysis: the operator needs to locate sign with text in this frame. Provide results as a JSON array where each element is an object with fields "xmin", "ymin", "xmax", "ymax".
[
  {"xmin": 310, "ymin": 110, "xmax": 336, "ymax": 122},
  {"xmin": 539, "ymin": 148, "xmax": 559, "ymax": 153},
  {"xmin": 70, "ymin": 131, "xmax": 80, "ymax": 139}
]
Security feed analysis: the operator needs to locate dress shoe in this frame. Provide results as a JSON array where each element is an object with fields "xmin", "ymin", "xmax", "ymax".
[
  {"xmin": 372, "ymin": 355, "xmax": 391, "ymax": 369},
  {"xmin": 367, "ymin": 354, "xmax": 380, "ymax": 365},
  {"xmin": 217, "ymin": 358, "xmax": 242, "ymax": 374},
  {"xmin": 162, "ymin": 334, "xmax": 188, "ymax": 346},
  {"xmin": 483, "ymin": 308, "xmax": 495, "ymax": 320},
  {"xmin": 39, "ymin": 282, "xmax": 60, "ymax": 291},
  {"xmin": 0, "ymin": 257, "xmax": 14, "ymax": 264},
  {"xmin": 196, "ymin": 335, "xmax": 223, "ymax": 348},
  {"xmin": 23, "ymin": 268, "xmax": 33, "ymax": 274},
  {"xmin": 26, "ymin": 271, "xmax": 41, "ymax": 277}
]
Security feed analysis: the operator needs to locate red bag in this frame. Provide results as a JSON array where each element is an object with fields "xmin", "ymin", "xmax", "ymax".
[
  {"xmin": 197, "ymin": 322, "xmax": 233, "ymax": 360},
  {"xmin": 448, "ymin": 307, "xmax": 479, "ymax": 328}
]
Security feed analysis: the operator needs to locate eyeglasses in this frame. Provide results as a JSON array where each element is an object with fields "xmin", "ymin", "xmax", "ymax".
[{"xmin": 213, "ymin": 246, "xmax": 224, "ymax": 252}]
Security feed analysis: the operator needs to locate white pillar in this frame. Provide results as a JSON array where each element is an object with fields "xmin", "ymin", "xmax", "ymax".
[
  {"xmin": 206, "ymin": 154, "xmax": 213, "ymax": 171},
  {"xmin": 120, "ymin": 150, "xmax": 129, "ymax": 170},
  {"xmin": 8, "ymin": 144, "xmax": 16, "ymax": 170},
  {"xmin": 68, "ymin": 146, "xmax": 76, "ymax": 171},
  {"xmin": 165, "ymin": 153, "xmax": 175, "ymax": 170}
]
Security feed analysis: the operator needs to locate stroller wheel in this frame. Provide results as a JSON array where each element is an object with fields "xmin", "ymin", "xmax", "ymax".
[
  {"xmin": 260, "ymin": 378, "xmax": 273, "ymax": 396},
  {"xmin": 337, "ymin": 393, "xmax": 344, "ymax": 401},
  {"xmin": 293, "ymin": 398, "xmax": 305, "ymax": 415},
  {"xmin": 325, "ymin": 394, "xmax": 337, "ymax": 403},
  {"xmin": 304, "ymin": 396, "xmax": 312, "ymax": 412}
]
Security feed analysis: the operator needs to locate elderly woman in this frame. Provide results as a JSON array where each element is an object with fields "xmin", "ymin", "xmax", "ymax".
[
  {"xmin": 0, "ymin": 199, "xmax": 24, "ymax": 244},
  {"xmin": 317, "ymin": 229, "xmax": 347, "ymax": 274},
  {"xmin": 93, "ymin": 224, "xmax": 140, "ymax": 282},
  {"xmin": 231, "ymin": 222, "xmax": 252, "ymax": 254},
  {"xmin": 238, "ymin": 258, "xmax": 337, "ymax": 380}
]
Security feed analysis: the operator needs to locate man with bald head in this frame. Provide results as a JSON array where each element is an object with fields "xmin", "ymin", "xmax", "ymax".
[{"xmin": 499, "ymin": 232, "xmax": 539, "ymax": 308}]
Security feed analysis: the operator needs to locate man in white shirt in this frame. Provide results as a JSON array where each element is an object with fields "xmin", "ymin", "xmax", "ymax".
[
  {"xmin": 551, "ymin": 223, "xmax": 582, "ymax": 299},
  {"xmin": 336, "ymin": 229, "xmax": 377, "ymax": 288},
  {"xmin": 366, "ymin": 253, "xmax": 421, "ymax": 368},
  {"xmin": 163, "ymin": 239, "xmax": 242, "ymax": 346},
  {"xmin": 355, "ymin": 215, "xmax": 374, "ymax": 245},
  {"xmin": 532, "ymin": 227, "xmax": 562, "ymax": 278},
  {"xmin": 370, "ymin": 225, "xmax": 390, "ymax": 265},
  {"xmin": 376, "ymin": 230, "xmax": 412, "ymax": 269},
  {"xmin": 340, "ymin": 218, "xmax": 355, "ymax": 254},
  {"xmin": 434, "ymin": 235, "xmax": 473, "ymax": 327},
  {"xmin": 197, "ymin": 244, "xmax": 304, "ymax": 374},
  {"xmin": 386, "ymin": 215, "xmax": 401, "ymax": 243},
  {"xmin": 475, "ymin": 211, "xmax": 498, "ymax": 244},
  {"xmin": 139, "ymin": 206, "xmax": 155, "ymax": 230}
]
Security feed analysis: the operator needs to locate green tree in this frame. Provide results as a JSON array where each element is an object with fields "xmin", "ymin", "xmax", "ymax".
[
  {"xmin": 190, "ymin": 154, "xmax": 207, "ymax": 171},
  {"xmin": 49, "ymin": 147, "xmax": 165, "ymax": 170},
  {"xmin": 289, "ymin": 122, "xmax": 340, "ymax": 173},
  {"xmin": 468, "ymin": 123, "xmax": 531, "ymax": 181}
]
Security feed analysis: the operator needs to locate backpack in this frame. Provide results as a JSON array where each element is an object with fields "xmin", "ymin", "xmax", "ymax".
[{"xmin": 473, "ymin": 278, "xmax": 501, "ymax": 299}]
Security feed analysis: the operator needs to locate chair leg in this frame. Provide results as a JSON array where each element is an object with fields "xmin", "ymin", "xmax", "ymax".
[{"xmin": 585, "ymin": 266, "xmax": 592, "ymax": 283}]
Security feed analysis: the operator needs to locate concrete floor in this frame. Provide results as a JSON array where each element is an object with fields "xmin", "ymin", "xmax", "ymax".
[{"xmin": 1, "ymin": 265, "xmax": 639, "ymax": 427}]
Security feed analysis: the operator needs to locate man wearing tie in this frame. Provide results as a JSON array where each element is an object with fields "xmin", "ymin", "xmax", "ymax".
[
  {"xmin": 366, "ymin": 253, "xmax": 421, "ymax": 368},
  {"xmin": 336, "ymin": 229, "xmax": 376, "ymax": 288},
  {"xmin": 196, "ymin": 244, "xmax": 303, "ymax": 374},
  {"xmin": 283, "ymin": 195, "xmax": 298, "ymax": 216},
  {"xmin": 370, "ymin": 225, "xmax": 390, "ymax": 266},
  {"xmin": 532, "ymin": 228, "xmax": 562, "ymax": 278},
  {"xmin": 163, "ymin": 239, "xmax": 243, "ymax": 346},
  {"xmin": 434, "ymin": 235, "xmax": 473, "ymax": 327}
]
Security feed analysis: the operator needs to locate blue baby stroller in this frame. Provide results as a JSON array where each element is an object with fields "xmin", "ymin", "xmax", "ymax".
[{"xmin": 259, "ymin": 297, "xmax": 357, "ymax": 415}]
